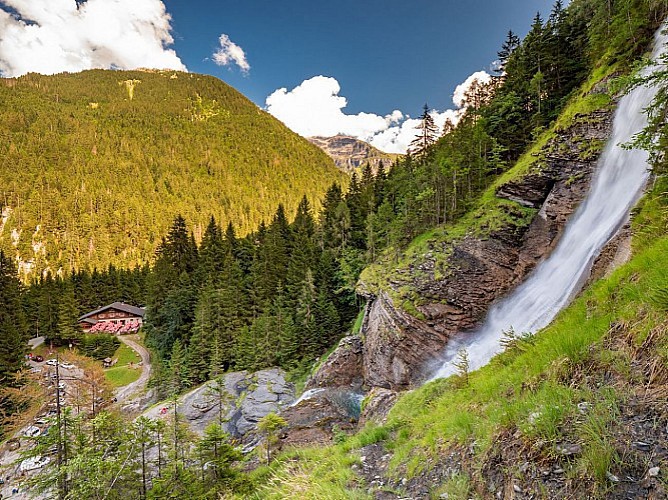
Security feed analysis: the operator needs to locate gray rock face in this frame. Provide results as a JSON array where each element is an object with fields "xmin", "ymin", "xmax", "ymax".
[
  {"xmin": 276, "ymin": 388, "xmax": 363, "ymax": 448},
  {"xmin": 308, "ymin": 135, "xmax": 398, "ymax": 174},
  {"xmin": 305, "ymin": 336, "xmax": 364, "ymax": 390},
  {"xmin": 358, "ymin": 106, "xmax": 616, "ymax": 390},
  {"xmin": 156, "ymin": 368, "xmax": 295, "ymax": 438},
  {"xmin": 358, "ymin": 388, "xmax": 398, "ymax": 426}
]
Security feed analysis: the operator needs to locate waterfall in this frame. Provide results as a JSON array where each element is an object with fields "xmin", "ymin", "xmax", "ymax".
[{"xmin": 431, "ymin": 24, "xmax": 667, "ymax": 380}]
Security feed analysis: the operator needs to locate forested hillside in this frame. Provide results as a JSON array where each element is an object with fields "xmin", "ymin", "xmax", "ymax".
[
  {"xmin": 2, "ymin": 0, "xmax": 668, "ymax": 498},
  {"xmin": 0, "ymin": 69, "xmax": 345, "ymax": 277}
]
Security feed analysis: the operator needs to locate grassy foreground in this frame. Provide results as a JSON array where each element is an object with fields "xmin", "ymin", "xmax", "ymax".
[{"xmin": 245, "ymin": 176, "xmax": 668, "ymax": 498}]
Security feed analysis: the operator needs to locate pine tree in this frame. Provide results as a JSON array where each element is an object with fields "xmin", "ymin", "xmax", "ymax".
[
  {"xmin": 56, "ymin": 281, "xmax": 82, "ymax": 345},
  {"xmin": 496, "ymin": 30, "xmax": 521, "ymax": 75},
  {"xmin": 0, "ymin": 251, "xmax": 27, "ymax": 387},
  {"xmin": 169, "ymin": 339, "xmax": 188, "ymax": 394},
  {"xmin": 409, "ymin": 104, "xmax": 439, "ymax": 157}
]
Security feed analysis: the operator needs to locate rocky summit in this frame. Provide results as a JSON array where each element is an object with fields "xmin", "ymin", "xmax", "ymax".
[{"xmin": 308, "ymin": 135, "xmax": 399, "ymax": 174}]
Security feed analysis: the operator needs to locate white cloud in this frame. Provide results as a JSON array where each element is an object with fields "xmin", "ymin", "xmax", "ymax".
[
  {"xmin": 453, "ymin": 70, "xmax": 492, "ymax": 108},
  {"xmin": 0, "ymin": 0, "xmax": 186, "ymax": 77},
  {"xmin": 266, "ymin": 76, "xmax": 402, "ymax": 141},
  {"xmin": 212, "ymin": 33, "xmax": 250, "ymax": 74},
  {"xmin": 368, "ymin": 108, "xmax": 461, "ymax": 154},
  {"xmin": 265, "ymin": 71, "xmax": 490, "ymax": 154}
]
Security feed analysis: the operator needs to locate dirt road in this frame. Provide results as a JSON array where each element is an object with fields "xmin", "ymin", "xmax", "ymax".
[{"xmin": 114, "ymin": 335, "xmax": 152, "ymax": 402}]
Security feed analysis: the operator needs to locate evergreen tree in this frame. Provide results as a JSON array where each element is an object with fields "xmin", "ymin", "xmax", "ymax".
[
  {"xmin": 496, "ymin": 30, "xmax": 521, "ymax": 75},
  {"xmin": 409, "ymin": 104, "xmax": 439, "ymax": 157},
  {"xmin": 0, "ymin": 251, "xmax": 27, "ymax": 387},
  {"xmin": 56, "ymin": 281, "xmax": 82, "ymax": 345}
]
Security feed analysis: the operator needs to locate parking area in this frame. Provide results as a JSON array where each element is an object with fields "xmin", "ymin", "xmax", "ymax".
[{"xmin": 0, "ymin": 358, "xmax": 87, "ymax": 499}]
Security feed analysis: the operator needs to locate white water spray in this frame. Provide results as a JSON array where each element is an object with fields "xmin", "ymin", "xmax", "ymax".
[{"xmin": 432, "ymin": 24, "xmax": 667, "ymax": 380}]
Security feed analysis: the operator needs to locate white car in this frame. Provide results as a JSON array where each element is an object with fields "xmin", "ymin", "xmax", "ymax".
[
  {"xmin": 60, "ymin": 362, "xmax": 75, "ymax": 370},
  {"xmin": 23, "ymin": 426, "xmax": 41, "ymax": 438},
  {"xmin": 45, "ymin": 359, "xmax": 58, "ymax": 366},
  {"xmin": 20, "ymin": 455, "xmax": 50, "ymax": 472}
]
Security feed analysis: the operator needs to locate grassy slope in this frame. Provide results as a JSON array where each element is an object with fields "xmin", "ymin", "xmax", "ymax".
[
  {"xmin": 246, "ymin": 54, "xmax": 668, "ymax": 496},
  {"xmin": 104, "ymin": 337, "xmax": 142, "ymax": 388},
  {"xmin": 0, "ymin": 70, "xmax": 346, "ymax": 276},
  {"xmin": 246, "ymin": 174, "xmax": 668, "ymax": 500}
]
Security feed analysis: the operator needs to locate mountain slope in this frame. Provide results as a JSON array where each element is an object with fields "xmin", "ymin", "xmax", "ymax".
[
  {"xmin": 0, "ymin": 69, "xmax": 346, "ymax": 277},
  {"xmin": 308, "ymin": 135, "xmax": 398, "ymax": 174}
]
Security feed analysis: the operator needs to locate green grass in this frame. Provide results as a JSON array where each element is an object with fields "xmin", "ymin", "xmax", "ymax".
[
  {"xmin": 352, "ymin": 309, "xmax": 365, "ymax": 335},
  {"xmin": 104, "ymin": 366, "xmax": 141, "ymax": 388},
  {"xmin": 253, "ymin": 178, "xmax": 668, "ymax": 497},
  {"xmin": 103, "ymin": 340, "xmax": 142, "ymax": 387},
  {"xmin": 112, "ymin": 342, "xmax": 141, "ymax": 367}
]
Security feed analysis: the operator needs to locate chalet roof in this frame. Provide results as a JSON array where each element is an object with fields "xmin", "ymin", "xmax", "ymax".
[
  {"xmin": 78, "ymin": 302, "xmax": 145, "ymax": 321},
  {"xmin": 80, "ymin": 318, "xmax": 97, "ymax": 325}
]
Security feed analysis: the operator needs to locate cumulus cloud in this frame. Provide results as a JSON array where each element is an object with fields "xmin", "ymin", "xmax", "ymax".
[
  {"xmin": 212, "ymin": 33, "xmax": 250, "ymax": 74},
  {"xmin": 266, "ymin": 71, "xmax": 491, "ymax": 154},
  {"xmin": 453, "ymin": 70, "xmax": 493, "ymax": 108},
  {"xmin": 266, "ymin": 76, "xmax": 402, "ymax": 140},
  {"xmin": 0, "ymin": 0, "xmax": 186, "ymax": 77},
  {"xmin": 368, "ymin": 108, "xmax": 461, "ymax": 154}
]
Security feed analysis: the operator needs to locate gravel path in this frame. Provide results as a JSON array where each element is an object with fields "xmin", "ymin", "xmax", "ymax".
[{"xmin": 114, "ymin": 335, "xmax": 151, "ymax": 402}]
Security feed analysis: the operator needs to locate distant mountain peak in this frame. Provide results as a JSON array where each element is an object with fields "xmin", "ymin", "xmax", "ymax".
[{"xmin": 308, "ymin": 135, "xmax": 400, "ymax": 174}]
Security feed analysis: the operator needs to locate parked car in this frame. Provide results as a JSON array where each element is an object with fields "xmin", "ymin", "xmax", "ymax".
[
  {"xmin": 45, "ymin": 359, "xmax": 58, "ymax": 366},
  {"xmin": 23, "ymin": 426, "xmax": 41, "ymax": 438},
  {"xmin": 33, "ymin": 355, "xmax": 44, "ymax": 362},
  {"xmin": 20, "ymin": 455, "xmax": 50, "ymax": 472},
  {"xmin": 60, "ymin": 362, "xmax": 75, "ymax": 370}
]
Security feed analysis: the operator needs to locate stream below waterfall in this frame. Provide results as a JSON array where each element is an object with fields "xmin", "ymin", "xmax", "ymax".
[{"xmin": 431, "ymin": 22, "xmax": 667, "ymax": 380}]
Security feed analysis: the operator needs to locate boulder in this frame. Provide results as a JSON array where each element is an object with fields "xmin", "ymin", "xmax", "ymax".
[
  {"xmin": 358, "ymin": 388, "xmax": 398, "ymax": 426},
  {"xmin": 155, "ymin": 368, "xmax": 295, "ymax": 438}
]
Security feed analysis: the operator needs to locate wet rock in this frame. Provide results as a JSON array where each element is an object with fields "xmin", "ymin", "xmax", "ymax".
[
  {"xmin": 359, "ymin": 388, "xmax": 398, "ymax": 426},
  {"xmin": 306, "ymin": 335, "xmax": 364, "ymax": 390},
  {"xmin": 276, "ymin": 388, "xmax": 361, "ymax": 447}
]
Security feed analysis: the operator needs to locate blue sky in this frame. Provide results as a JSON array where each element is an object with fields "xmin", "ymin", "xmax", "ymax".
[
  {"xmin": 165, "ymin": 0, "xmax": 557, "ymax": 115},
  {"xmin": 0, "ymin": 0, "xmax": 560, "ymax": 151}
]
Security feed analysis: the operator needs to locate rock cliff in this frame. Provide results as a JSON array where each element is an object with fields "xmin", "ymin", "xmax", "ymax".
[
  {"xmin": 308, "ymin": 135, "xmax": 398, "ymax": 174},
  {"xmin": 312, "ymin": 103, "xmax": 619, "ymax": 391}
]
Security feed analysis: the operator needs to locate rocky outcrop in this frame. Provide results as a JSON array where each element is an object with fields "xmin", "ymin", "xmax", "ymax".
[
  {"xmin": 358, "ymin": 388, "xmax": 398, "ymax": 426},
  {"xmin": 308, "ymin": 135, "xmax": 398, "ymax": 174},
  {"xmin": 142, "ymin": 368, "xmax": 295, "ymax": 438},
  {"xmin": 358, "ymin": 108, "xmax": 615, "ymax": 390},
  {"xmin": 305, "ymin": 335, "xmax": 364, "ymax": 390},
  {"xmin": 277, "ymin": 388, "xmax": 362, "ymax": 447}
]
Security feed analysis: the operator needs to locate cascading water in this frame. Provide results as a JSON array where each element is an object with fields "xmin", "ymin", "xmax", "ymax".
[{"xmin": 431, "ymin": 23, "xmax": 667, "ymax": 380}]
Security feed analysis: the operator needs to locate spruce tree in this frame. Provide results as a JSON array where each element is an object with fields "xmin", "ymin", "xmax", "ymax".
[
  {"xmin": 409, "ymin": 104, "xmax": 439, "ymax": 157},
  {"xmin": 0, "ymin": 250, "xmax": 27, "ymax": 387}
]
